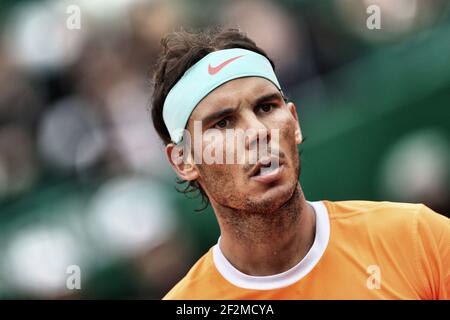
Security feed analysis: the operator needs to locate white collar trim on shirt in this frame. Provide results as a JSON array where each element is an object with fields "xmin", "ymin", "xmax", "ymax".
[{"xmin": 212, "ymin": 200, "xmax": 330, "ymax": 290}]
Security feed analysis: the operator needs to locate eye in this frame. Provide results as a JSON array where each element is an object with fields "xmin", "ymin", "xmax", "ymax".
[
  {"xmin": 214, "ymin": 118, "xmax": 230, "ymax": 129},
  {"xmin": 258, "ymin": 104, "xmax": 275, "ymax": 113}
]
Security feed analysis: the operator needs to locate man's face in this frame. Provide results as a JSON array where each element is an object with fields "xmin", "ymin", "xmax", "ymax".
[{"xmin": 185, "ymin": 77, "xmax": 302, "ymax": 213}]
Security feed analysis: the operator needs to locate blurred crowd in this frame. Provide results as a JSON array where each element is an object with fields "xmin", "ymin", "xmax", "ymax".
[{"xmin": 0, "ymin": 0, "xmax": 449, "ymax": 299}]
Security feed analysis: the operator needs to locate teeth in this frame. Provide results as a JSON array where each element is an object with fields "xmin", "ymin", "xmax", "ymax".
[{"xmin": 259, "ymin": 165, "xmax": 278, "ymax": 176}]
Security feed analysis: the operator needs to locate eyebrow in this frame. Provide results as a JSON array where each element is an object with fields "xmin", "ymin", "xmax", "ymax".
[
  {"xmin": 201, "ymin": 107, "xmax": 237, "ymax": 127},
  {"xmin": 200, "ymin": 91, "xmax": 284, "ymax": 127},
  {"xmin": 253, "ymin": 91, "xmax": 284, "ymax": 107}
]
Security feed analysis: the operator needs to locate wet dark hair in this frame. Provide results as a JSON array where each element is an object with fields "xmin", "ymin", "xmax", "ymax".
[{"xmin": 151, "ymin": 27, "xmax": 275, "ymax": 211}]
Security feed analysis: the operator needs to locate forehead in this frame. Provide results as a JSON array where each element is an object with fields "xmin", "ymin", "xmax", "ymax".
[{"xmin": 190, "ymin": 77, "xmax": 280, "ymax": 120}]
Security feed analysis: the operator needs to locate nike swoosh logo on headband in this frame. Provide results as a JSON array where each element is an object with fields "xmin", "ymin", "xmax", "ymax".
[{"xmin": 208, "ymin": 55, "xmax": 244, "ymax": 75}]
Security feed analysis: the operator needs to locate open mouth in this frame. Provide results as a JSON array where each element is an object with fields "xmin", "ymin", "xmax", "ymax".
[
  {"xmin": 249, "ymin": 156, "xmax": 284, "ymax": 183},
  {"xmin": 254, "ymin": 161, "xmax": 280, "ymax": 176}
]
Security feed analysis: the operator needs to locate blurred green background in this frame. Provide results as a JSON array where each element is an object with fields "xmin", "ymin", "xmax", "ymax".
[{"xmin": 0, "ymin": 0, "xmax": 449, "ymax": 299}]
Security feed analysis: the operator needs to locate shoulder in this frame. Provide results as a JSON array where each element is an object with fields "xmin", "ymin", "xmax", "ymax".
[
  {"xmin": 323, "ymin": 199, "xmax": 449, "ymax": 249},
  {"xmin": 323, "ymin": 200, "xmax": 449, "ymax": 245},
  {"xmin": 323, "ymin": 200, "xmax": 449, "ymax": 299},
  {"xmin": 323, "ymin": 200, "xmax": 442, "ymax": 228},
  {"xmin": 163, "ymin": 248, "xmax": 217, "ymax": 300},
  {"xmin": 324, "ymin": 200, "xmax": 425, "ymax": 218}
]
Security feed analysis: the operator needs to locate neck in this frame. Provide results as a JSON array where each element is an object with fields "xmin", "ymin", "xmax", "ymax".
[{"xmin": 213, "ymin": 184, "xmax": 316, "ymax": 276}]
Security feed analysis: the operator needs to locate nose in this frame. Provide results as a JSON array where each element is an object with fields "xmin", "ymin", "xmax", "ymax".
[{"xmin": 244, "ymin": 113, "xmax": 271, "ymax": 150}]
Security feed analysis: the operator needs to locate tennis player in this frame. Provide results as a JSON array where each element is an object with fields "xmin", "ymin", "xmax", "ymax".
[{"xmin": 150, "ymin": 28, "xmax": 449, "ymax": 299}]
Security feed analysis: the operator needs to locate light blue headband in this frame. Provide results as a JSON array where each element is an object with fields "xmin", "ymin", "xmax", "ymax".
[{"xmin": 162, "ymin": 48, "xmax": 281, "ymax": 143}]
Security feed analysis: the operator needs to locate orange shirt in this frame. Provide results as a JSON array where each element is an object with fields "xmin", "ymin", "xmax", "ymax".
[{"xmin": 164, "ymin": 200, "xmax": 449, "ymax": 300}]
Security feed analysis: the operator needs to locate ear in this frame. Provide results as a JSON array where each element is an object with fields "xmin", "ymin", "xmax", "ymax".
[
  {"xmin": 165, "ymin": 143, "xmax": 199, "ymax": 181},
  {"xmin": 287, "ymin": 102, "xmax": 303, "ymax": 145}
]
